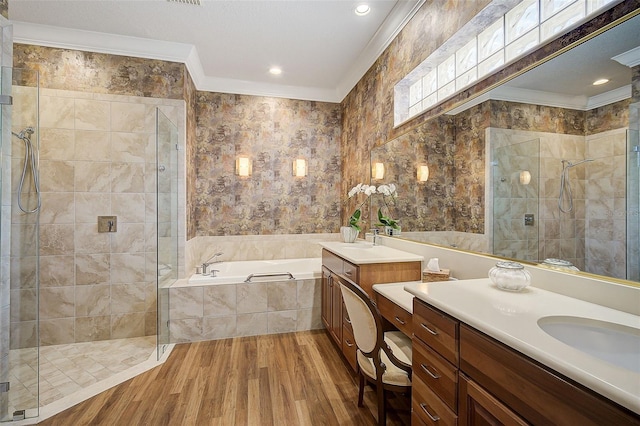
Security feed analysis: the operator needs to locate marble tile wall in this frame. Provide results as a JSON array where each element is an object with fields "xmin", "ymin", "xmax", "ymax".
[
  {"xmin": 9, "ymin": 87, "xmax": 185, "ymax": 348},
  {"xmin": 194, "ymin": 92, "xmax": 342, "ymax": 236},
  {"xmin": 168, "ymin": 277, "xmax": 323, "ymax": 343}
]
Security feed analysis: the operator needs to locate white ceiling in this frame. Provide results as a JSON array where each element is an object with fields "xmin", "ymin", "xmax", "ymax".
[{"xmin": 9, "ymin": 0, "xmax": 422, "ymax": 103}]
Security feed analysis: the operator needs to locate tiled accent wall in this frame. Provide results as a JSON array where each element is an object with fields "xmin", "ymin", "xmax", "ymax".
[
  {"xmin": 168, "ymin": 277, "xmax": 322, "ymax": 343},
  {"xmin": 194, "ymin": 92, "xmax": 342, "ymax": 236},
  {"xmin": 10, "ymin": 87, "xmax": 185, "ymax": 348}
]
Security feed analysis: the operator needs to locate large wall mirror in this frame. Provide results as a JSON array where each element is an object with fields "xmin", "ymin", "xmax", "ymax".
[{"xmin": 371, "ymin": 9, "xmax": 640, "ymax": 284}]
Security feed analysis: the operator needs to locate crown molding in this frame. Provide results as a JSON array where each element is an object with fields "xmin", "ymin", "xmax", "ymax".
[
  {"xmin": 446, "ymin": 84, "xmax": 631, "ymax": 115},
  {"xmin": 335, "ymin": 0, "xmax": 425, "ymax": 100},
  {"xmin": 612, "ymin": 45, "xmax": 640, "ymax": 68}
]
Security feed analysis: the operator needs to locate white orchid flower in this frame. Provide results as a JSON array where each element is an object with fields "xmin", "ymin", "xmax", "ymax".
[{"xmin": 364, "ymin": 185, "xmax": 376, "ymax": 196}]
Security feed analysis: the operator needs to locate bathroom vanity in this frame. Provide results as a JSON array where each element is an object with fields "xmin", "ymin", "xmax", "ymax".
[
  {"xmin": 319, "ymin": 241, "xmax": 423, "ymax": 371},
  {"xmin": 405, "ymin": 279, "xmax": 640, "ymax": 425}
]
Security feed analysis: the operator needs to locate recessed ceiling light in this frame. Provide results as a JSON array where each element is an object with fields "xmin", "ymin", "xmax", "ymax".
[
  {"xmin": 593, "ymin": 78, "xmax": 609, "ymax": 85},
  {"xmin": 355, "ymin": 4, "xmax": 370, "ymax": 16},
  {"xmin": 269, "ymin": 67, "xmax": 282, "ymax": 75}
]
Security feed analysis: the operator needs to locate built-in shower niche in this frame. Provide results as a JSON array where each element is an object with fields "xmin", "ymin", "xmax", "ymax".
[{"xmin": 489, "ymin": 127, "xmax": 628, "ymax": 279}]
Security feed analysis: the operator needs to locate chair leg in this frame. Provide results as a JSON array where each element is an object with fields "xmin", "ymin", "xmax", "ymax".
[
  {"xmin": 357, "ymin": 372, "xmax": 365, "ymax": 407},
  {"xmin": 377, "ymin": 386, "xmax": 386, "ymax": 426}
]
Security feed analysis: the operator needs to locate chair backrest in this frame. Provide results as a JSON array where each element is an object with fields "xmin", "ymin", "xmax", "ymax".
[{"xmin": 338, "ymin": 275, "xmax": 384, "ymax": 356}]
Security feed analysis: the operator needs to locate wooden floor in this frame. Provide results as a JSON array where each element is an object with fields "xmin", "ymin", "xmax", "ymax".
[{"xmin": 38, "ymin": 330, "xmax": 411, "ymax": 425}]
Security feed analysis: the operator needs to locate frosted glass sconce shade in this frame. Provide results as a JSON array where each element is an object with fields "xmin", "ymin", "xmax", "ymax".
[
  {"xmin": 293, "ymin": 158, "xmax": 307, "ymax": 177},
  {"xmin": 236, "ymin": 156, "xmax": 252, "ymax": 177},
  {"xmin": 372, "ymin": 162, "xmax": 385, "ymax": 180},
  {"xmin": 418, "ymin": 164, "xmax": 429, "ymax": 182},
  {"xmin": 519, "ymin": 170, "xmax": 531, "ymax": 185}
]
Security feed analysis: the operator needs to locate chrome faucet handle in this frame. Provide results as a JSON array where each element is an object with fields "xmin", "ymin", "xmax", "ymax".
[{"xmin": 369, "ymin": 228, "xmax": 380, "ymax": 245}]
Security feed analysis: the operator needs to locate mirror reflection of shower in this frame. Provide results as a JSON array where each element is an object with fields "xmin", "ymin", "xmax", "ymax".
[
  {"xmin": 558, "ymin": 158, "xmax": 593, "ymax": 213},
  {"xmin": 11, "ymin": 126, "xmax": 41, "ymax": 213}
]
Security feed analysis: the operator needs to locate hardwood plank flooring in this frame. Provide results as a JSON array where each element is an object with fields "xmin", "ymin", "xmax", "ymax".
[{"xmin": 38, "ymin": 330, "xmax": 411, "ymax": 425}]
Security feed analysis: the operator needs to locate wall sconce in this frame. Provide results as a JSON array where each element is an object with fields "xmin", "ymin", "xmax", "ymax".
[
  {"xmin": 519, "ymin": 170, "xmax": 531, "ymax": 185},
  {"xmin": 417, "ymin": 164, "xmax": 429, "ymax": 182},
  {"xmin": 236, "ymin": 156, "xmax": 252, "ymax": 177},
  {"xmin": 372, "ymin": 162, "xmax": 385, "ymax": 180},
  {"xmin": 293, "ymin": 158, "xmax": 307, "ymax": 177}
]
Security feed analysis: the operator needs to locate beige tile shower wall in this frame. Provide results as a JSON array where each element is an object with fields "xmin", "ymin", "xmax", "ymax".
[
  {"xmin": 185, "ymin": 233, "xmax": 340, "ymax": 277},
  {"xmin": 10, "ymin": 87, "xmax": 185, "ymax": 348},
  {"xmin": 488, "ymin": 128, "xmax": 586, "ymax": 266},
  {"xmin": 585, "ymin": 129, "xmax": 627, "ymax": 279}
]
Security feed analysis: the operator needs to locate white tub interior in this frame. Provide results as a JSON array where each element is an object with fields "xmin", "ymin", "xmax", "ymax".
[{"xmin": 178, "ymin": 257, "xmax": 322, "ymax": 287}]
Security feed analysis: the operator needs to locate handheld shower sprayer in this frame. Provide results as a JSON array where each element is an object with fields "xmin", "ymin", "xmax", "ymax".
[
  {"xmin": 11, "ymin": 126, "xmax": 40, "ymax": 213},
  {"xmin": 558, "ymin": 158, "xmax": 594, "ymax": 213}
]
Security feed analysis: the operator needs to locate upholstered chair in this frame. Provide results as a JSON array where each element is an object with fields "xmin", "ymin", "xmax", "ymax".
[{"xmin": 338, "ymin": 275, "xmax": 412, "ymax": 426}]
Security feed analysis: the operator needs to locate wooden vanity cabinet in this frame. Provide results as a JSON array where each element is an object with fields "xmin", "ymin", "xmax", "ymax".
[
  {"xmin": 412, "ymin": 298, "xmax": 640, "ymax": 426},
  {"xmin": 321, "ymin": 248, "xmax": 421, "ymax": 371},
  {"xmin": 412, "ymin": 300, "xmax": 459, "ymax": 425}
]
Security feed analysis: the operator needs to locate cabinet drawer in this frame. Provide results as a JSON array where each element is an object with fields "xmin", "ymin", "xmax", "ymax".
[
  {"xmin": 343, "ymin": 260, "xmax": 359, "ymax": 283},
  {"xmin": 414, "ymin": 337, "xmax": 458, "ymax": 412},
  {"xmin": 322, "ymin": 249, "xmax": 344, "ymax": 274},
  {"xmin": 413, "ymin": 375, "xmax": 458, "ymax": 426},
  {"xmin": 414, "ymin": 300, "xmax": 459, "ymax": 365},
  {"xmin": 376, "ymin": 293, "xmax": 412, "ymax": 336},
  {"xmin": 342, "ymin": 325, "xmax": 357, "ymax": 371}
]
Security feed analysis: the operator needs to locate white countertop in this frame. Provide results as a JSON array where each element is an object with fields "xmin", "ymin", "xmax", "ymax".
[
  {"xmin": 373, "ymin": 281, "xmax": 419, "ymax": 312},
  {"xmin": 404, "ymin": 279, "xmax": 640, "ymax": 415},
  {"xmin": 320, "ymin": 241, "xmax": 424, "ymax": 264}
]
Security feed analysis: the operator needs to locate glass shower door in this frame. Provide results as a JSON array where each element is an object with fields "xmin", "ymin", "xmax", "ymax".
[
  {"xmin": 155, "ymin": 109, "xmax": 177, "ymax": 359},
  {"xmin": 1, "ymin": 67, "xmax": 40, "ymax": 422},
  {"xmin": 492, "ymin": 138, "xmax": 540, "ymax": 262}
]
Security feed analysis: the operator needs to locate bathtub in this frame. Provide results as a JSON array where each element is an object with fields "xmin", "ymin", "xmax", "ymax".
[
  {"xmin": 180, "ymin": 257, "xmax": 322, "ymax": 286},
  {"xmin": 169, "ymin": 257, "xmax": 325, "ymax": 342}
]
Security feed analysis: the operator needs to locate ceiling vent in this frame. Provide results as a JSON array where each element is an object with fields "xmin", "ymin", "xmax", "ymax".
[{"xmin": 167, "ymin": 0, "xmax": 201, "ymax": 5}]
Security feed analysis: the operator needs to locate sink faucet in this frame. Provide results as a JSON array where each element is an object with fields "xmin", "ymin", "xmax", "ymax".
[
  {"xmin": 202, "ymin": 252, "xmax": 223, "ymax": 275},
  {"xmin": 370, "ymin": 229, "xmax": 380, "ymax": 246}
]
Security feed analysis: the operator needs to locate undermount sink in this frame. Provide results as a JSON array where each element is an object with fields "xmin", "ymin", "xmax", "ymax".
[{"xmin": 538, "ymin": 316, "xmax": 640, "ymax": 373}]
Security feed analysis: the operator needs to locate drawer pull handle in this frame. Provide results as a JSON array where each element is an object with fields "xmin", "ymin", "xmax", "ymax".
[
  {"xmin": 345, "ymin": 339, "xmax": 354, "ymax": 347},
  {"xmin": 420, "ymin": 323, "xmax": 439, "ymax": 335},
  {"xmin": 344, "ymin": 271, "xmax": 353, "ymax": 276},
  {"xmin": 419, "ymin": 403, "xmax": 440, "ymax": 422},
  {"xmin": 345, "ymin": 317, "xmax": 352, "ymax": 324},
  {"xmin": 420, "ymin": 363, "xmax": 441, "ymax": 379},
  {"xmin": 394, "ymin": 316, "xmax": 406, "ymax": 325}
]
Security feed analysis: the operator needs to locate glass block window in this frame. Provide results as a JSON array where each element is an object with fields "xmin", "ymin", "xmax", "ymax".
[{"xmin": 394, "ymin": 0, "xmax": 616, "ymax": 127}]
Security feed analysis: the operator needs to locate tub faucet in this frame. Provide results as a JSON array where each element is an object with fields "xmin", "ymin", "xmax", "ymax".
[{"xmin": 202, "ymin": 252, "xmax": 223, "ymax": 274}]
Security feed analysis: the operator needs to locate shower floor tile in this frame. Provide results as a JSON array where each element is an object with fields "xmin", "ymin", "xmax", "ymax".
[{"xmin": 8, "ymin": 336, "xmax": 155, "ymax": 415}]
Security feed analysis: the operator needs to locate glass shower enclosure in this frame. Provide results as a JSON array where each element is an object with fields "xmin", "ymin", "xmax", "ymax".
[{"xmin": 1, "ymin": 67, "xmax": 40, "ymax": 422}]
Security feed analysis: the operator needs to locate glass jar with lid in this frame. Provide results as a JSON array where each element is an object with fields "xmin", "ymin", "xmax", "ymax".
[{"xmin": 489, "ymin": 261, "xmax": 531, "ymax": 292}]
